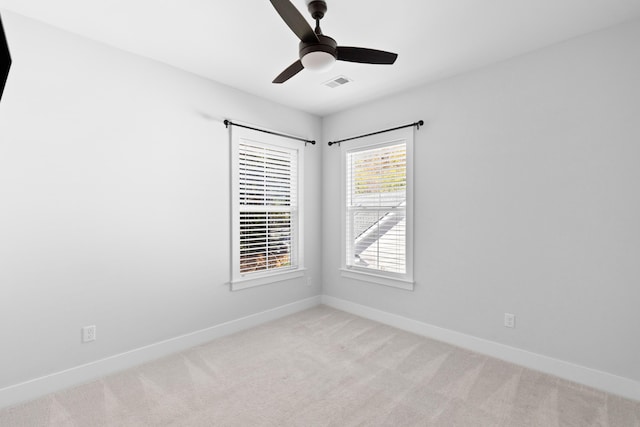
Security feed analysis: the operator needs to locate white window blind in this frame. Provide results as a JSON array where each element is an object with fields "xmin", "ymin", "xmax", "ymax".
[
  {"xmin": 346, "ymin": 142, "xmax": 407, "ymax": 275},
  {"xmin": 238, "ymin": 142, "xmax": 298, "ymax": 275}
]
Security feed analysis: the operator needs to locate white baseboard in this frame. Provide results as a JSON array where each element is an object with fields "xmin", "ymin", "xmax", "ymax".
[
  {"xmin": 4, "ymin": 294, "xmax": 637, "ymax": 409},
  {"xmin": 321, "ymin": 295, "xmax": 640, "ymax": 402},
  {"xmin": 0, "ymin": 295, "xmax": 322, "ymax": 409}
]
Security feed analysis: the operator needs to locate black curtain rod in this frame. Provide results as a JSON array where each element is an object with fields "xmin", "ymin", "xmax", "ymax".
[
  {"xmin": 224, "ymin": 120, "xmax": 315, "ymax": 145},
  {"xmin": 328, "ymin": 120, "xmax": 424, "ymax": 147}
]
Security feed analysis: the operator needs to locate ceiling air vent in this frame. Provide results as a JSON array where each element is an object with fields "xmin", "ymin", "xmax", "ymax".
[{"xmin": 324, "ymin": 75, "xmax": 352, "ymax": 88}]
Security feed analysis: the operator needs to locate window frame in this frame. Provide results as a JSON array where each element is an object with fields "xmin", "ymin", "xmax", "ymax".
[
  {"xmin": 340, "ymin": 126, "xmax": 414, "ymax": 290},
  {"xmin": 230, "ymin": 126, "xmax": 305, "ymax": 291}
]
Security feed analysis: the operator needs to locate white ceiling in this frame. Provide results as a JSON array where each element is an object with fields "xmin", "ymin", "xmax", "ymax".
[{"xmin": 2, "ymin": 0, "xmax": 640, "ymax": 116}]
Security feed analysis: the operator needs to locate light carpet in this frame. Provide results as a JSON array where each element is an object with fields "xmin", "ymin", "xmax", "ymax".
[{"xmin": 1, "ymin": 305, "xmax": 638, "ymax": 426}]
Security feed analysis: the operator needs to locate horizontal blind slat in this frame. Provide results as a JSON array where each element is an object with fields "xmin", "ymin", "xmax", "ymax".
[
  {"xmin": 346, "ymin": 142, "xmax": 407, "ymax": 274},
  {"xmin": 237, "ymin": 140, "xmax": 298, "ymax": 276}
]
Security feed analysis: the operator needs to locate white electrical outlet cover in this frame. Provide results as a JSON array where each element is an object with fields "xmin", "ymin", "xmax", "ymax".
[
  {"xmin": 82, "ymin": 325, "xmax": 96, "ymax": 342},
  {"xmin": 504, "ymin": 313, "xmax": 515, "ymax": 328}
]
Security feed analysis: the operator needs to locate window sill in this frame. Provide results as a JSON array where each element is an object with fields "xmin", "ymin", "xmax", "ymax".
[
  {"xmin": 230, "ymin": 268, "xmax": 306, "ymax": 291},
  {"xmin": 340, "ymin": 268, "xmax": 414, "ymax": 291}
]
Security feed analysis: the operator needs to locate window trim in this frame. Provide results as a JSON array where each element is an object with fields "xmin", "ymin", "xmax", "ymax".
[
  {"xmin": 340, "ymin": 126, "xmax": 414, "ymax": 290},
  {"xmin": 230, "ymin": 126, "xmax": 305, "ymax": 291}
]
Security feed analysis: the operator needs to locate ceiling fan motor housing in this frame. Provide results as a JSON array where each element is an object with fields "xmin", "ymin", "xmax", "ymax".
[{"xmin": 299, "ymin": 34, "xmax": 337, "ymax": 60}]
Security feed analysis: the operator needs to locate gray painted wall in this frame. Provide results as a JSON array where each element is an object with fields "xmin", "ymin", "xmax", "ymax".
[
  {"xmin": 322, "ymin": 19, "xmax": 640, "ymax": 382},
  {"xmin": 0, "ymin": 12, "xmax": 322, "ymax": 389}
]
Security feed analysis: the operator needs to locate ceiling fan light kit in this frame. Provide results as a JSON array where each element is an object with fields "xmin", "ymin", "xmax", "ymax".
[
  {"xmin": 270, "ymin": 0, "xmax": 398, "ymax": 83},
  {"xmin": 300, "ymin": 33, "xmax": 337, "ymax": 71},
  {"xmin": 301, "ymin": 50, "xmax": 335, "ymax": 71}
]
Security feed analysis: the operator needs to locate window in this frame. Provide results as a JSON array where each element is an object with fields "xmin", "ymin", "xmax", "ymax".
[
  {"xmin": 341, "ymin": 127, "xmax": 414, "ymax": 290},
  {"xmin": 231, "ymin": 127, "xmax": 304, "ymax": 290}
]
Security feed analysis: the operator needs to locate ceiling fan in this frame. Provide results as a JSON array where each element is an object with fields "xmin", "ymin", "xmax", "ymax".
[{"xmin": 269, "ymin": 0, "xmax": 398, "ymax": 83}]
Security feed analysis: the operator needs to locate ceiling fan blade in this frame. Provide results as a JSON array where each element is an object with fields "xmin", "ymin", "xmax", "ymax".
[
  {"xmin": 337, "ymin": 47, "xmax": 398, "ymax": 64},
  {"xmin": 269, "ymin": 0, "xmax": 319, "ymax": 44},
  {"xmin": 273, "ymin": 60, "xmax": 304, "ymax": 84},
  {"xmin": 1, "ymin": 13, "xmax": 11, "ymax": 101}
]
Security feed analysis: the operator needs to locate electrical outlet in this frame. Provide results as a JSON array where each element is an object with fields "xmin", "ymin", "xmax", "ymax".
[
  {"xmin": 82, "ymin": 325, "xmax": 96, "ymax": 343},
  {"xmin": 306, "ymin": 277, "xmax": 312, "ymax": 286},
  {"xmin": 504, "ymin": 313, "xmax": 515, "ymax": 328}
]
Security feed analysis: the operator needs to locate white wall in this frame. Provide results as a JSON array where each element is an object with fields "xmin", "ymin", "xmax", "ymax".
[
  {"xmin": 2, "ymin": 8, "xmax": 639, "ymax": 405},
  {"xmin": 0, "ymin": 11, "xmax": 322, "ymax": 391},
  {"xmin": 323, "ymin": 19, "xmax": 640, "ymax": 384}
]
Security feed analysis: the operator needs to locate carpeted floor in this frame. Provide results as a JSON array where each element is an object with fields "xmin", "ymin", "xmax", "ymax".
[{"xmin": 1, "ymin": 305, "xmax": 638, "ymax": 426}]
